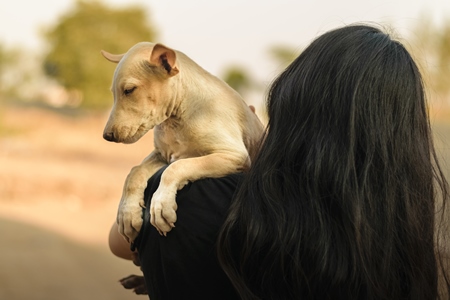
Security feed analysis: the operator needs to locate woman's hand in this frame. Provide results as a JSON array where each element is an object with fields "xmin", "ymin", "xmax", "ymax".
[{"xmin": 108, "ymin": 222, "xmax": 135, "ymax": 260}]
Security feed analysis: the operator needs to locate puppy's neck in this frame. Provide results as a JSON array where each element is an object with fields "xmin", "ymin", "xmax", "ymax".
[{"xmin": 173, "ymin": 51, "xmax": 239, "ymax": 115}]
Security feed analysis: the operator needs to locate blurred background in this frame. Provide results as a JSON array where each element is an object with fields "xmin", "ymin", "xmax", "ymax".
[{"xmin": 0, "ymin": 0, "xmax": 449, "ymax": 299}]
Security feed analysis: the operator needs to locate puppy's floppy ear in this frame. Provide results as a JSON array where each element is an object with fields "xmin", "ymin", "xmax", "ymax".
[
  {"xmin": 149, "ymin": 43, "xmax": 179, "ymax": 76},
  {"xmin": 101, "ymin": 50, "xmax": 124, "ymax": 63}
]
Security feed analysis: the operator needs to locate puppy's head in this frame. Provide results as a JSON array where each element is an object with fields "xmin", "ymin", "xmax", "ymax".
[{"xmin": 101, "ymin": 42, "xmax": 179, "ymax": 144}]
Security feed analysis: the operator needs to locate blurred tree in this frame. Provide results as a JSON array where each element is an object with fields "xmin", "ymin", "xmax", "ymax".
[
  {"xmin": 268, "ymin": 45, "xmax": 301, "ymax": 69},
  {"xmin": 0, "ymin": 44, "xmax": 9, "ymax": 96},
  {"xmin": 221, "ymin": 46, "xmax": 301, "ymax": 121},
  {"xmin": 0, "ymin": 44, "xmax": 20, "ymax": 97},
  {"xmin": 222, "ymin": 46, "xmax": 301, "ymax": 96},
  {"xmin": 434, "ymin": 22, "xmax": 450, "ymax": 99},
  {"xmin": 42, "ymin": 0, "xmax": 156, "ymax": 109},
  {"xmin": 410, "ymin": 16, "xmax": 450, "ymax": 103},
  {"xmin": 222, "ymin": 66, "xmax": 252, "ymax": 96},
  {"xmin": 0, "ymin": 44, "xmax": 8, "ymax": 94}
]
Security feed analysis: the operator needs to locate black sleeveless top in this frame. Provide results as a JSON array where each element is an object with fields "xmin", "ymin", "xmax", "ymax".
[{"xmin": 134, "ymin": 166, "xmax": 242, "ymax": 300}]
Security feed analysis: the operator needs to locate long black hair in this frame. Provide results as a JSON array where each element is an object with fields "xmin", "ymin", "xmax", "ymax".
[{"xmin": 218, "ymin": 24, "xmax": 449, "ymax": 299}]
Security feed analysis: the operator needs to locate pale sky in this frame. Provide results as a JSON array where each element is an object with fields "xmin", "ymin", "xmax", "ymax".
[{"xmin": 1, "ymin": 0, "xmax": 450, "ymax": 87}]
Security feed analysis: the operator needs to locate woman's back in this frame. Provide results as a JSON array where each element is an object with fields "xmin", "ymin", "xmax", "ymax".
[{"xmin": 218, "ymin": 24, "xmax": 449, "ymax": 299}]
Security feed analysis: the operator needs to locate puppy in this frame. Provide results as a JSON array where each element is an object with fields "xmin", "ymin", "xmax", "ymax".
[{"xmin": 101, "ymin": 42, "xmax": 264, "ymax": 241}]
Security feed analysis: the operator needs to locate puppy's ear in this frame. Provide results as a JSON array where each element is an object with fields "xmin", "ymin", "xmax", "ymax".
[
  {"xmin": 101, "ymin": 50, "xmax": 124, "ymax": 63},
  {"xmin": 149, "ymin": 44, "xmax": 179, "ymax": 76}
]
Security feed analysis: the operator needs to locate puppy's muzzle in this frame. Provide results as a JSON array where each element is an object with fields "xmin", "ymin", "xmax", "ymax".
[{"xmin": 103, "ymin": 131, "xmax": 116, "ymax": 142}]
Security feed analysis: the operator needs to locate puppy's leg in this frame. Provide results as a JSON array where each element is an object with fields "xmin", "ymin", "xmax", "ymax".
[
  {"xmin": 150, "ymin": 151, "xmax": 248, "ymax": 235},
  {"xmin": 118, "ymin": 151, "xmax": 167, "ymax": 242}
]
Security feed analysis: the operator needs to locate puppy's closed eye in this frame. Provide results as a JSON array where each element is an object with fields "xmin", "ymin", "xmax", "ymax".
[{"xmin": 124, "ymin": 87, "xmax": 136, "ymax": 96}]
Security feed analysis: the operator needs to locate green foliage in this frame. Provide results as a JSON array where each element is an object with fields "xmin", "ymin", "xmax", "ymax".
[
  {"xmin": 42, "ymin": 0, "xmax": 156, "ymax": 109},
  {"xmin": 0, "ymin": 44, "xmax": 8, "ymax": 95},
  {"xmin": 410, "ymin": 16, "xmax": 450, "ymax": 100},
  {"xmin": 268, "ymin": 45, "xmax": 301, "ymax": 69},
  {"xmin": 222, "ymin": 66, "xmax": 252, "ymax": 95},
  {"xmin": 0, "ymin": 44, "xmax": 20, "ymax": 96},
  {"xmin": 434, "ymin": 22, "xmax": 450, "ymax": 96}
]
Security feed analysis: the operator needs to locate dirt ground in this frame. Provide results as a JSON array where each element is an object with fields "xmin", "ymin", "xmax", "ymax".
[
  {"xmin": 0, "ymin": 102, "xmax": 449, "ymax": 299},
  {"xmin": 0, "ymin": 103, "xmax": 154, "ymax": 300}
]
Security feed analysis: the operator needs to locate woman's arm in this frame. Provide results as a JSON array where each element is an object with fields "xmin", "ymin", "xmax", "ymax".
[{"xmin": 108, "ymin": 222, "xmax": 134, "ymax": 260}]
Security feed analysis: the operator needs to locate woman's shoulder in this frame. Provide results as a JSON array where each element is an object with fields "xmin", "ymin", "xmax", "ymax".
[
  {"xmin": 137, "ymin": 166, "xmax": 242, "ymax": 299},
  {"xmin": 146, "ymin": 166, "xmax": 244, "ymax": 202}
]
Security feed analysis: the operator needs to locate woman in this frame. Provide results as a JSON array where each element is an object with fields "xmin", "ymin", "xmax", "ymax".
[
  {"xmin": 218, "ymin": 24, "xmax": 449, "ymax": 299},
  {"xmin": 110, "ymin": 24, "xmax": 449, "ymax": 299},
  {"xmin": 109, "ymin": 166, "xmax": 242, "ymax": 299}
]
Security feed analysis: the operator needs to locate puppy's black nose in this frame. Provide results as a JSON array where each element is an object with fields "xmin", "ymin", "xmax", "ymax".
[{"xmin": 103, "ymin": 131, "xmax": 115, "ymax": 142}]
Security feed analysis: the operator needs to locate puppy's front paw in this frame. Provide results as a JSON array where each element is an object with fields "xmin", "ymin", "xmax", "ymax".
[
  {"xmin": 117, "ymin": 197, "xmax": 145, "ymax": 242},
  {"xmin": 150, "ymin": 189, "xmax": 177, "ymax": 236}
]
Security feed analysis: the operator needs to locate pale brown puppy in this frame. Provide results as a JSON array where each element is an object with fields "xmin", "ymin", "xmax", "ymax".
[{"xmin": 101, "ymin": 42, "xmax": 264, "ymax": 241}]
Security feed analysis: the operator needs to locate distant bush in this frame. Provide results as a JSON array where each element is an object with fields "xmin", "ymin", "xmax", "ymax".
[{"xmin": 42, "ymin": 1, "xmax": 157, "ymax": 109}]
